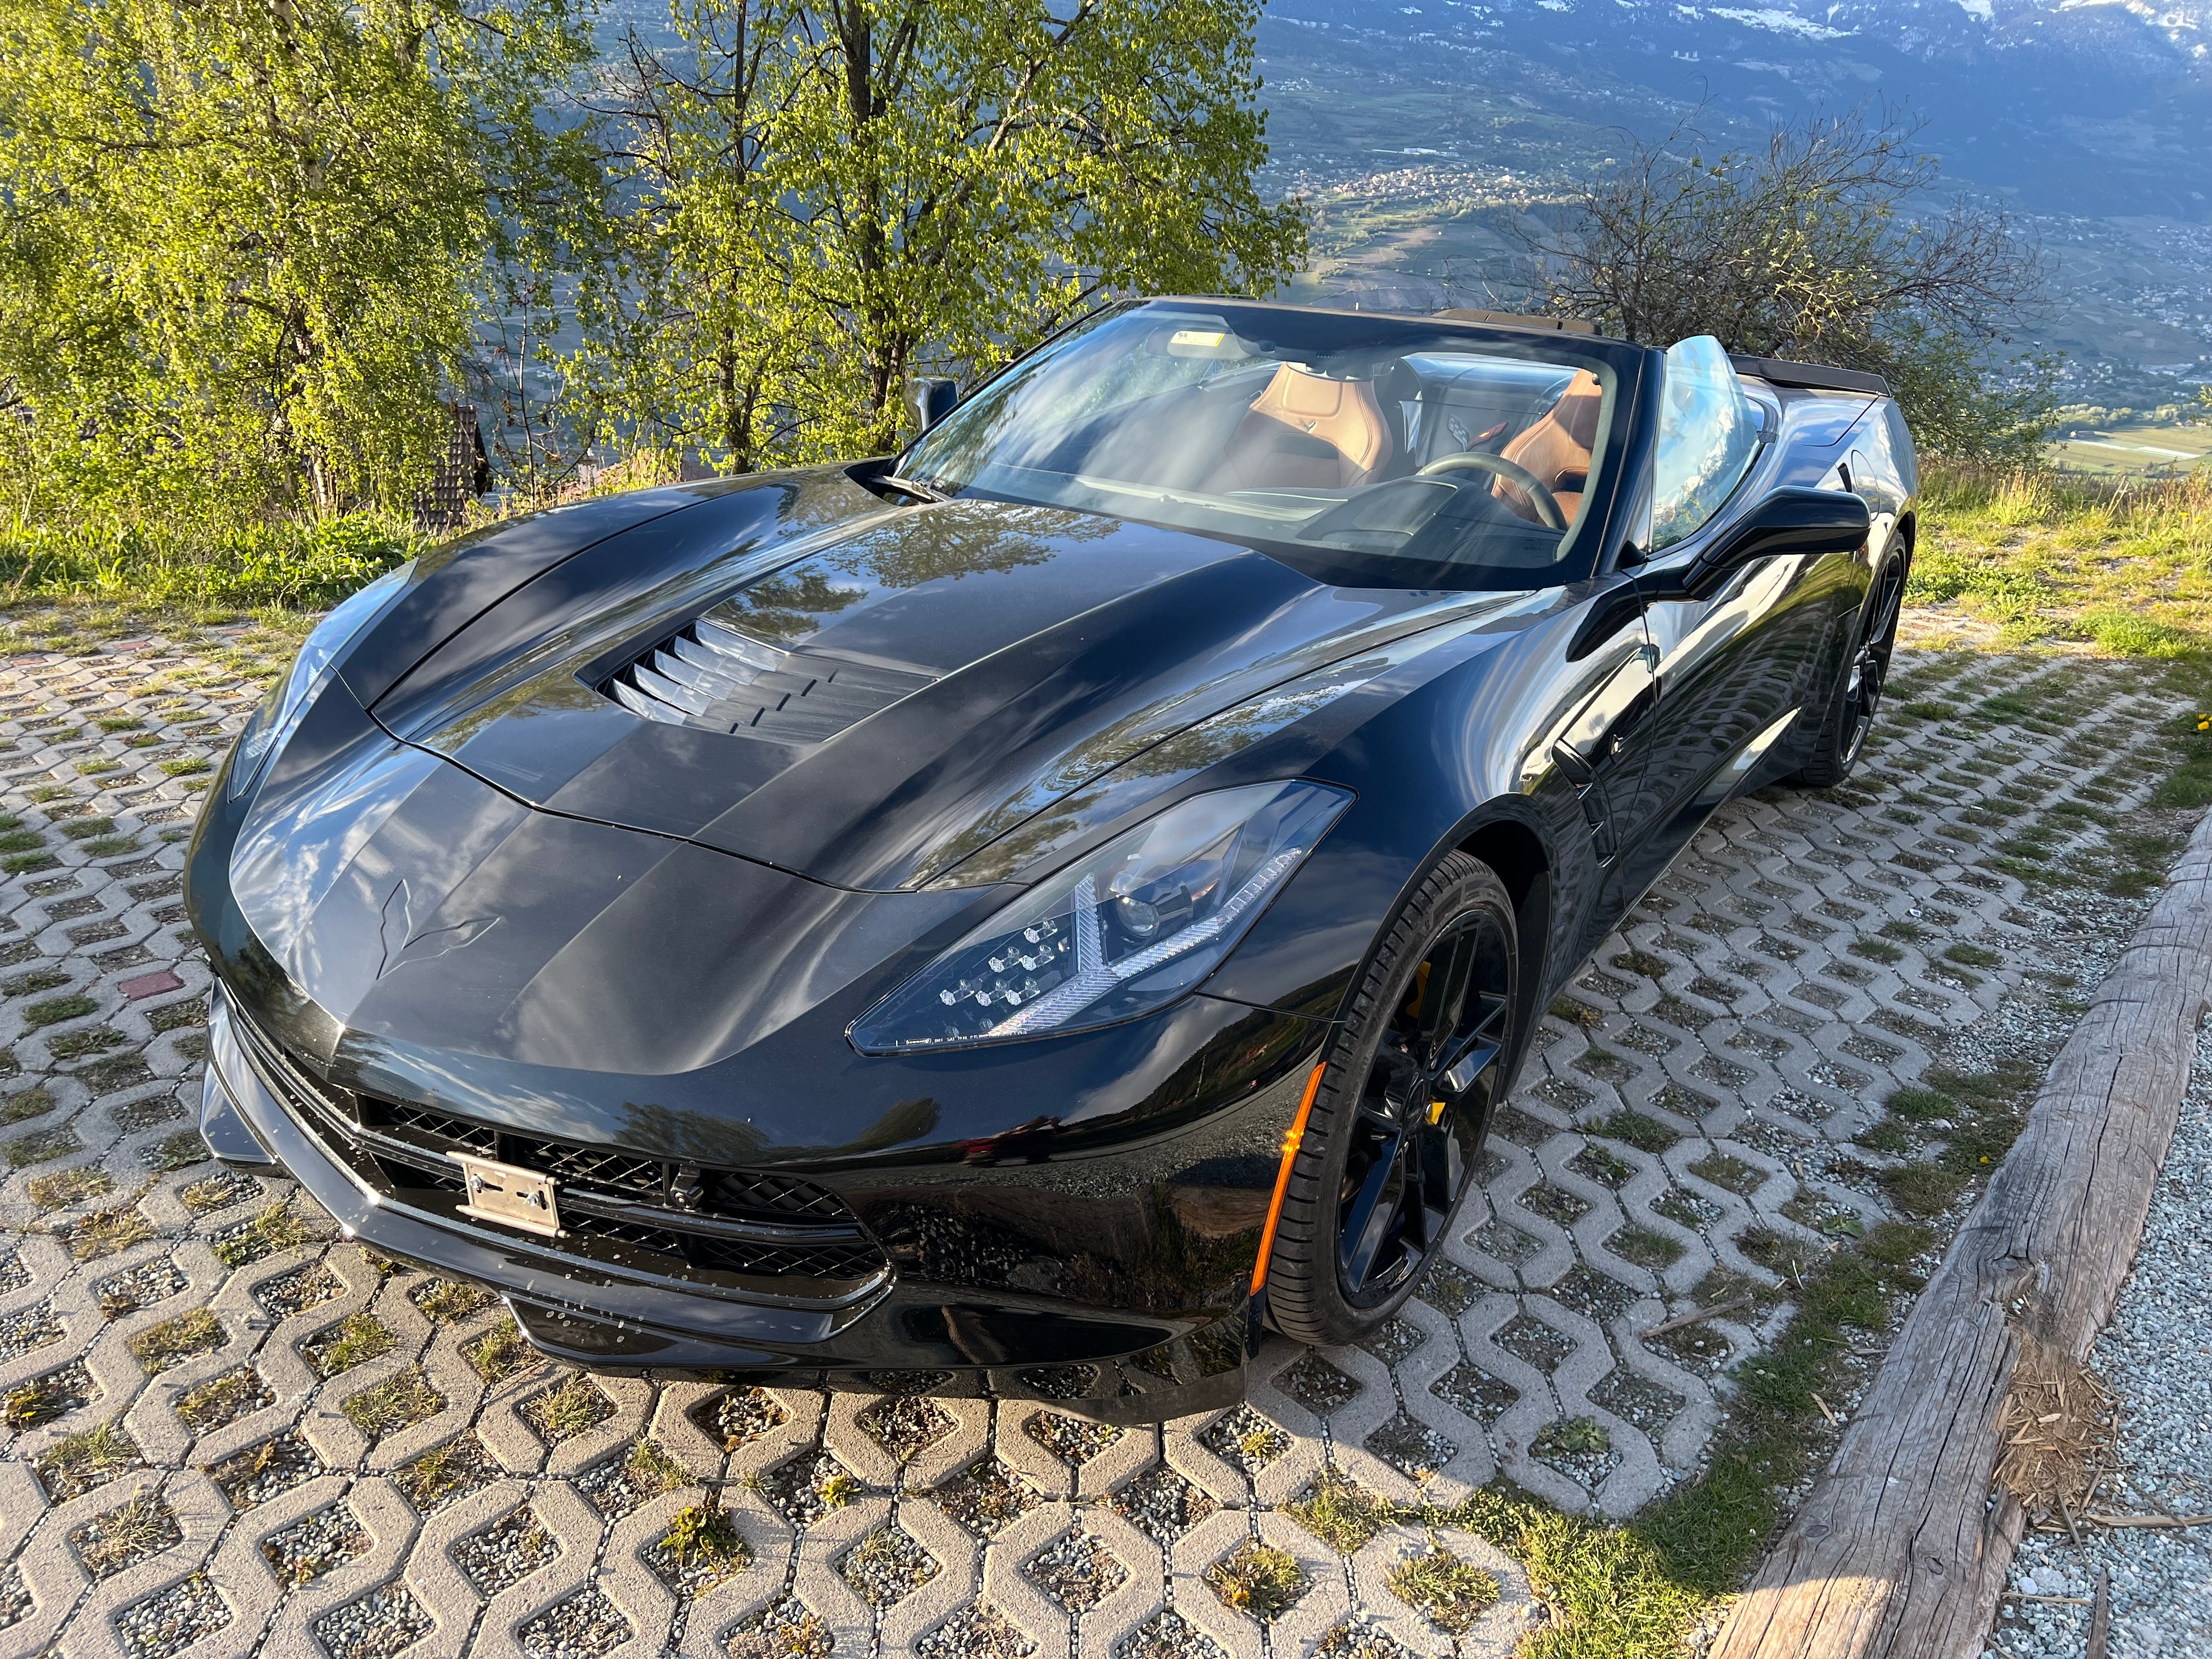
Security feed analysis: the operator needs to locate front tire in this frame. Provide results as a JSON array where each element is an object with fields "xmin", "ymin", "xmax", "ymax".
[
  {"xmin": 1265, "ymin": 852, "xmax": 1522, "ymax": 1347},
  {"xmin": 1787, "ymin": 549, "xmax": 1909, "ymax": 789}
]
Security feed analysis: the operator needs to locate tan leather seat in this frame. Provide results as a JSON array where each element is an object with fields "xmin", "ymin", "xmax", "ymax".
[
  {"xmin": 1494, "ymin": 369, "xmax": 1602, "ymax": 526},
  {"xmin": 1204, "ymin": 365, "xmax": 1393, "ymax": 493}
]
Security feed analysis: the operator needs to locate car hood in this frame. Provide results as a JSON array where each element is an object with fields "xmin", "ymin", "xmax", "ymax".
[{"xmin": 377, "ymin": 493, "xmax": 1516, "ymax": 891}]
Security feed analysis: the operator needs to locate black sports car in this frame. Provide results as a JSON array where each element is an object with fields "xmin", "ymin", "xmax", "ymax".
[{"xmin": 185, "ymin": 300, "xmax": 1911, "ymax": 1420}]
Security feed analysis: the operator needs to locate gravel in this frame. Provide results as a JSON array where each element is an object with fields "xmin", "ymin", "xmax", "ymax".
[
  {"xmin": 840, "ymin": 1523, "xmax": 939, "ymax": 1606},
  {"xmin": 934, "ymin": 1456, "xmax": 1039, "ymax": 1538},
  {"xmin": 916, "ymin": 1603, "xmax": 1035, "ymax": 1659},
  {"xmin": 517, "ymin": 1584, "xmax": 631, "ymax": 1659},
  {"xmin": 765, "ymin": 1449, "xmax": 864, "ymax": 1529},
  {"xmin": 1364, "ymin": 1410, "xmax": 1459, "ymax": 1482},
  {"xmin": 859, "ymin": 1393, "xmax": 954, "ymax": 1462},
  {"xmin": 727, "ymin": 1597, "xmax": 832, "ymax": 1659},
  {"xmin": 1024, "ymin": 1408, "xmax": 1122, "ymax": 1467},
  {"xmin": 704, "ymin": 1385, "xmax": 788, "ymax": 1450},
  {"xmin": 90, "ymin": 1256, "xmax": 185, "ymax": 1317},
  {"xmin": 0, "ymin": 1300, "xmax": 63, "ymax": 1362},
  {"xmin": 1111, "ymin": 1463, "xmax": 1220, "ymax": 1543},
  {"xmin": 314, "ymin": 1584, "xmax": 433, "ymax": 1659},
  {"xmin": 1983, "ymin": 1020, "xmax": 2212, "ymax": 1659},
  {"xmin": 1275, "ymin": 1352, "xmax": 1363, "ymax": 1416},
  {"xmin": 117, "ymin": 1574, "xmax": 231, "ymax": 1659},
  {"xmin": 1116, "ymin": 1609, "xmax": 1226, "ymax": 1659},
  {"xmin": 1026, "ymin": 1526, "xmax": 1127, "ymax": 1612},
  {"xmin": 0, "ymin": 1564, "xmax": 27, "ymax": 1632},
  {"xmin": 261, "ymin": 1503, "xmax": 371, "ymax": 1588},
  {"xmin": 454, "ymin": 1505, "xmax": 560, "ymax": 1598},
  {"xmin": 252, "ymin": 1261, "xmax": 342, "ymax": 1321},
  {"xmin": 207, "ymin": 1430, "xmax": 322, "ymax": 1510},
  {"xmin": 1198, "ymin": 1403, "xmax": 1292, "ymax": 1473}
]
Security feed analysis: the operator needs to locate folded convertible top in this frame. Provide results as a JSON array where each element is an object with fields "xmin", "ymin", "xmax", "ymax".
[{"xmin": 1730, "ymin": 354, "xmax": 1891, "ymax": 397}]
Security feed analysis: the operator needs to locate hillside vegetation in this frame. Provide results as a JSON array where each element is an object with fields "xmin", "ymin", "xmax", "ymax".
[{"xmin": 1909, "ymin": 463, "xmax": 2212, "ymax": 658}]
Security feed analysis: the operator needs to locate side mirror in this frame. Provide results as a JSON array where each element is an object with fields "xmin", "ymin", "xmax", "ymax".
[
  {"xmin": 903, "ymin": 376, "xmax": 959, "ymax": 436},
  {"xmin": 1640, "ymin": 486, "xmax": 1870, "ymax": 601}
]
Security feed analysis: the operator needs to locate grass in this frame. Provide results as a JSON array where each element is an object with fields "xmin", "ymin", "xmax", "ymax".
[
  {"xmin": 410, "ymin": 1277, "xmax": 494, "ymax": 1323},
  {"xmin": 71, "ymin": 1493, "xmax": 177, "ymax": 1577},
  {"xmin": 1385, "ymin": 1543, "xmax": 1502, "ymax": 1632},
  {"xmin": 128, "ymin": 1309, "xmax": 225, "ymax": 1374},
  {"xmin": 0, "ymin": 1085, "xmax": 53, "ymax": 1125},
  {"xmin": 3, "ymin": 1374, "xmax": 78, "ymax": 1429},
  {"xmin": 1912, "ymin": 462, "xmax": 2212, "ymax": 653},
  {"xmin": 1289, "ymin": 1468, "xmax": 1395, "ymax": 1555},
  {"xmin": 178, "ymin": 1368, "xmax": 272, "ymax": 1432},
  {"xmin": 1205, "ymin": 1542, "xmax": 1308, "ymax": 1619},
  {"xmin": 341, "ymin": 1369, "xmax": 443, "ymax": 1440},
  {"xmin": 660, "ymin": 1502, "xmax": 749, "ymax": 1571},
  {"xmin": 463, "ymin": 1318, "xmax": 535, "ymax": 1384},
  {"xmin": 624, "ymin": 1438, "xmax": 695, "ymax": 1498},
  {"xmin": 209, "ymin": 1201, "xmax": 314, "ymax": 1265},
  {"xmin": 70, "ymin": 1200, "xmax": 154, "ymax": 1260},
  {"xmin": 6, "ymin": 1126, "xmax": 78, "ymax": 1167},
  {"xmin": 22, "ymin": 993, "xmax": 96, "ymax": 1028},
  {"xmin": 1359, "ymin": 1217, "xmax": 1944, "ymax": 1656},
  {"xmin": 36, "ymin": 1422, "xmax": 137, "ymax": 1499},
  {"xmin": 394, "ymin": 1441, "xmax": 477, "ymax": 1511},
  {"xmin": 311, "ymin": 1313, "xmax": 397, "ymax": 1377},
  {"xmin": 0, "ymin": 510, "xmax": 419, "ymax": 616},
  {"xmin": 524, "ymin": 1374, "xmax": 610, "ymax": 1441}
]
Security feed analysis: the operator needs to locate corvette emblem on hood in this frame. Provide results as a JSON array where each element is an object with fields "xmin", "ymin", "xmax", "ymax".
[{"xmin": 376, "ymin": 879, "xmax": 499, "ymax": 980}]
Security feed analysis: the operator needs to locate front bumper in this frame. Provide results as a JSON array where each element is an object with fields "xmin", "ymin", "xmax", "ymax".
[{"xmin": 202, "ymin": 985, "xmax": 1286, "ymax": 1421}]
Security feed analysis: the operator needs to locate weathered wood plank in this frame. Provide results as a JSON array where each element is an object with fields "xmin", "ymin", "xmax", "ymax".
[{"xmin": 1712, "ymin": 804, "xmax": 2212, "ymax": 1659}]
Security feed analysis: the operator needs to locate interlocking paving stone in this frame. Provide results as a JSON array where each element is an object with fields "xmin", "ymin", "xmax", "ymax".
[{"xmin": 0, "ymin": 639, "xmax": 2187, "ymax": 1654}]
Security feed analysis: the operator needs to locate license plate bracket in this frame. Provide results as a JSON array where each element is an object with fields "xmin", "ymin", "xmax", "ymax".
[{"xmin": 449, "ymin": 1150, "xmax": 562, "ymax": 1238}]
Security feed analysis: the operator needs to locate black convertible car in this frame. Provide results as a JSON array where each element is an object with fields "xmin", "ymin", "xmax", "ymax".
[{"xmin": 186, "ymin": 300, "xmax": 1912, "ymax": 1419}]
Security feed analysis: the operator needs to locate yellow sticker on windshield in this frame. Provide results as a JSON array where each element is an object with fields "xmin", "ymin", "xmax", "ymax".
[{"xmin": 1167, "ymin": 329, "xmax": 1239, "ymax": 358}]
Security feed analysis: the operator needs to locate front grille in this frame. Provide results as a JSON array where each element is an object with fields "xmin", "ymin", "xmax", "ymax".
[
  {"xmin": 227, "ymin": 1002, "xmax": 888, "ymax": 1304},
  {"xmin": 604, "ymin": 606, "xmax": 934, "ymax": 744}
]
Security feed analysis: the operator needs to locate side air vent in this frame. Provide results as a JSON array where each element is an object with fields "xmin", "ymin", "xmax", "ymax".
[{"xmin": 606, "ymin": 606, "xmax": 935, "ymax": 744}]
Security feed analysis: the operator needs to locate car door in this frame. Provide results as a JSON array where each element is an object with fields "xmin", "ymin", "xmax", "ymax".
[{"xmin": 1610, "ymin": 338, "xmax": 1842, "ymax": 892}]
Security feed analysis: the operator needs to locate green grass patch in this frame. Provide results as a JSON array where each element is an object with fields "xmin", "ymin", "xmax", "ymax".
[
  {"xmin": 1289, "ymin": 1468, "xmax": 1394, "ymax": 1555},
  {"xmin": 1384, "ymin": 1543, "xmax": 1500, "ymax": 1631},
  {"xmin": 341, "ymin": 1369, "xmax": 443, "ymax": 1440},
  {"xmin": 1205, "ymin": 1541, "xmax": 1309, "ymax": 1619}
]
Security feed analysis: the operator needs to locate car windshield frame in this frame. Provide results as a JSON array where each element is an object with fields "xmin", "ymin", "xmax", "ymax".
[{"xmin": 898, "ymin": 298, "xmax": 1647, "ymax": 592}]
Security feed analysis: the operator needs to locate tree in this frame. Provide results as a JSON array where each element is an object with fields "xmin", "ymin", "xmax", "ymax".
[
  {"xmin": 572, "ymin": 0, "xmax": 1308, "ymax": 472},
  {"xmin": 0, "ymin": 0, "xmax": 602, "ymax": 523},
  {"xmin": 1530, "ymin": 106, "xmax": 2053, "ymax": 460}
]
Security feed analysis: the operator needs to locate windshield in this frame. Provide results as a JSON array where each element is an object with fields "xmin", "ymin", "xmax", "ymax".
[{"xmin": 900, "ymin": 301, "xmax": 1623, "ymax": 590}]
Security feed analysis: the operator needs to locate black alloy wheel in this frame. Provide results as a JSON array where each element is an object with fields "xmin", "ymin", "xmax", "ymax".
[
  {"xmin": 1839, "ymin": 553, "xmax": 1908, "ymax": 769},
  {"xmin": 1790, "ymin": 549, "xmax": 1909, "ymax": 789},
  {"xmin": 1265, "ymin": 851, "xmax": 1523, "ymax": 1345}
]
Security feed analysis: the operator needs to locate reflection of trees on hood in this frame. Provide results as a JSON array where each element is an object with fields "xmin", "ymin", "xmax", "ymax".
[
  {"xmin": 724, "ymin": 567, "xmax": 867, "ymax": 642},
  {"xmin": 817, "ymin": 501, "xmax": 1112, "ymax": 592}
]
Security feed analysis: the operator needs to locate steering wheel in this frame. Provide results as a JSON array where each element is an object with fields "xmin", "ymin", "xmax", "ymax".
[{"xmin": 1415, "ymin": 452, "xmax": 1568, "ymax": 531}]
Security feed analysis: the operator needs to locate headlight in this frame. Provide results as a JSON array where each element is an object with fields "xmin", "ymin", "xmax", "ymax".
[
  {"xmin": 227, "ymin": 562, "xmax": 414, "ymax": 801},
  {"xmin": 850, "ymin": 780, "xmax": 1351, "ymax": 1053}
]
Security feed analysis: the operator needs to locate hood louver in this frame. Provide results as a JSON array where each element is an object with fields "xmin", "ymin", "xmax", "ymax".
[{"xmin": 606, "ymin": 605, "xmax": 935, "ymax": 745}]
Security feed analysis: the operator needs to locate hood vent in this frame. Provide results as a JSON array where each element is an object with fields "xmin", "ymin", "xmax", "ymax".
[{"xmin": 606, "ymin": 604, "xmax": 935, "ymax": 745}]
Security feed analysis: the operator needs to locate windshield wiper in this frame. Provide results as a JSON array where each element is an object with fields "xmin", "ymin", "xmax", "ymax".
[{"xmin": 881, "ymin": 473, "xmax": 948, "ymax": 503}]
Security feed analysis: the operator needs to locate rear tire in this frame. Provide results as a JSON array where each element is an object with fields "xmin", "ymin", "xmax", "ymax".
[
  {"xmin": 1266, "ymin": 852, "xmax": 1523, "ymax": 1347},
  {"xmin": 1787, "ymin": 549, "xmax": 1909, "ymax": 789}
]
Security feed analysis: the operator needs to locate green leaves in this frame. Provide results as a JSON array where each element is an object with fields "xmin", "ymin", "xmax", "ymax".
[
  {"xmin": 0, "ymin": 0, "xmax": 601, "ymax": 524},
  {"xmin": 570, "ymin": 0, "xmax": 1307, "ymax": 473}
]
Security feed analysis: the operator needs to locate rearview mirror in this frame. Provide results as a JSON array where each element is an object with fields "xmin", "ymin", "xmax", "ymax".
[
  {"xmin": 904, "ymin": 376, "xmax": 959, "ymax": 436},
  {"xmin": 1638, "ymin": 486, "xmax": 1871, "ymax": 601}
]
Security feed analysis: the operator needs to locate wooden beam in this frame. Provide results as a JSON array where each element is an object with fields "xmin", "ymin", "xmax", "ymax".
[{"xmin": 1711, "ymin": 805, "xmax": 2212, "ymax": 1659}]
